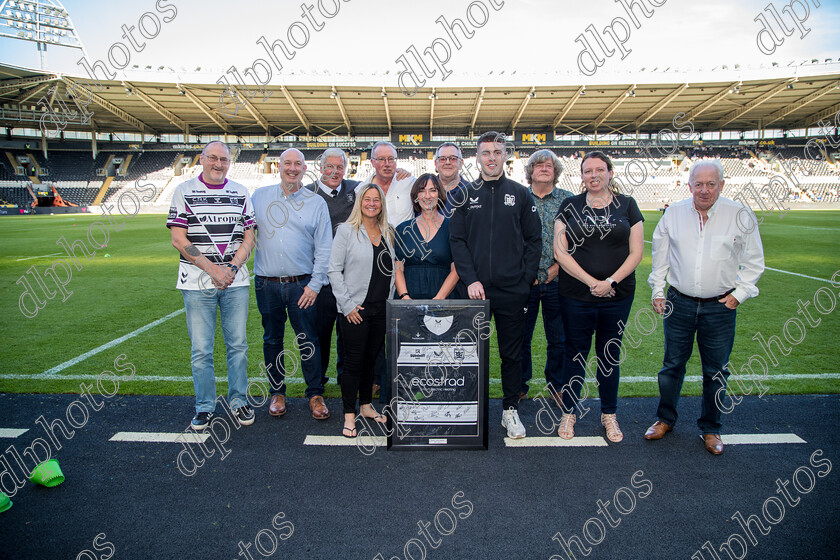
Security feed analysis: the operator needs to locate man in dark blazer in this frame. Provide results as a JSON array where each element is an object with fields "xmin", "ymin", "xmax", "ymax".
[{"xmin": 306, "ymin": 148, "xmax": 358, "ymax": 390}]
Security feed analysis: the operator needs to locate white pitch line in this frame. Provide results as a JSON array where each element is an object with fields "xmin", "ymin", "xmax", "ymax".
[
  {"xmin": 764, "ymin": 267, "xmax": 833, "ymax": 284},
  {"xmin": 771, "ymin": 226, "xmax": 838, "ymax": 232},
  {"xmin": 505, "ymin": 436, "xmax": 608, "ymax": 447},
  {"xmin": 14, "ymin": 252, "xmax": 62, "ymax": 261},
  {"xmin": 644, "ymin": 240, "xmax": 834, "ymax": 284},
  {"xmin": 2, "ymin": 372, "xmax": 840, "ymax": 384},
  {"xmin": 0, "ymin": 428, "xmax": 29, "ymax": 438},
  {"xmin": 0, "ymin": 373, "xmax": 308, "ymax": 382},
  {"xmin": 718, "ymin": 433, "xmax": 806, "ymax": 445},
  {"xmin": 109, "ymin": 432, "xmax": 209, "ymax": 443},
  {"xmin": 38, "ymin": 308, "xmax": 185, "ymax": 376},
  {"xmin": 303, "ymin": 435, "xmax": 386, "ymax": 447}
]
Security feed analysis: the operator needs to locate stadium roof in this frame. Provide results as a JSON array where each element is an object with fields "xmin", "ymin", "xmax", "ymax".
[{"xmin": 1, "ymin": 62, "xmax": 838, "ymax": 139}]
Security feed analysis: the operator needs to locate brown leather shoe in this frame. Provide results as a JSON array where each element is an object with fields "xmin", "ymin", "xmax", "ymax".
[
  {"xmin": 704, "ymin": 434, "xmax": 724, "ymax": 455},
  {"xmin": 309, "ymin": 395, "xmax": 330, "ymax": 420},
  {"xmin": 644, "ymin": 420, "xmax": 672, "ymax": 440},
  {"xmin": 268, "ymin": 394, "xmax": 286, "ymax": 417},
  {"xmin": 547, "ymin": 390, "xmax": 563, "ymax": 408}
]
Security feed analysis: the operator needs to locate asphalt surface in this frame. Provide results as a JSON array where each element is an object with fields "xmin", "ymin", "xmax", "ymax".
[{"xmin": 1, "ymin": 393, "xmax": 838, "ymax": 560}]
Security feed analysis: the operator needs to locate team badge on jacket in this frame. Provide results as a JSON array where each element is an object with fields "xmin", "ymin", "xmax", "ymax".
[{"xmin": 504, "ymin": 194, "xmax": 515, "ymax": 206}]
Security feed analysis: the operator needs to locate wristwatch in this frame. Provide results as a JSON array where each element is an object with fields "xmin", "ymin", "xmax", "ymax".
[
  {"xmin": 606, "ymin": 276, "xmax": 617, "ymax": 288},
  {"xmin": 399, "ymin": 292, "xmax": 410, "ymax": 299},
  {"xmin": 227, "ymin": 263, "xmax": 239, "ymax": 274}
]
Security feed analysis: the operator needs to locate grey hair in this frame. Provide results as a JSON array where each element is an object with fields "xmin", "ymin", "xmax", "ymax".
[
  {"xmin": 370, "ymin": 141, "xmax": 398, "ymax": 159},
  {"xmin": 435, "ymin": 142, "xmax": 462, "ymax": 159},
  {"xmin": 320, "ymin": 147, "xmax": 348, "ymax": 168},
  {"xmin": 525, "ymin": 149, "xmax": 563, "ymax": 186},
  {"xmin": 688, "ymin": 159, "xmax": 725, "ymax": 184}
]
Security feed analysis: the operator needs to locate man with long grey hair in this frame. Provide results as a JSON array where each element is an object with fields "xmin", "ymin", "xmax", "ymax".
[{"xmin": 521, "ymin": 149, "xmax": 573, "ymax": 403}]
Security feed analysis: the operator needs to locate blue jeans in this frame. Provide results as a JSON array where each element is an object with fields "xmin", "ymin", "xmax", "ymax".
[
  {"xmin": 521, "ymin": 281, "xmax": 565, "ymax": 394},
  {"xmin": 254, "ymin": 275, "xmax": 323, "ymax": 399},
  {"xmin": 558, "ymin": 294, "xmax": 634, "ymax": 415},
  {"xmin": 656, "ymin": 287, "xmax": 737, "ymax": 434},
  {"xmin": 182, "ymin": 286, "xmax": 250, "ymax": 414}
]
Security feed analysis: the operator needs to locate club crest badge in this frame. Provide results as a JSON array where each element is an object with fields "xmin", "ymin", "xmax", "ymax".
[{"xmin": 423, "ymin": 315, "xmax": 454, "ymax": 336}]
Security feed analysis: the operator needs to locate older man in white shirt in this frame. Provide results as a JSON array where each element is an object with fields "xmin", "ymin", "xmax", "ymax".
[
  {"xmin": 355, "ymin": 141, "xmax": 415, "ymax": 226},
  {"xmin": 645, "ymin": 159, "xmax": 765, "ymax": 455}
]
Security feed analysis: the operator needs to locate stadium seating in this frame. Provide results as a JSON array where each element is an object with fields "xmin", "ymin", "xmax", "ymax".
[{"xmin": 0, "ymin": 144, "xmax": 835, "ymax": 210}]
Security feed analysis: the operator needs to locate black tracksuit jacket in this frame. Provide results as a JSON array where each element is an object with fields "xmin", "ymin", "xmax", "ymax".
[{"xmin": 449, "ymin": 174, "xmax": 542, "ymax": 290}]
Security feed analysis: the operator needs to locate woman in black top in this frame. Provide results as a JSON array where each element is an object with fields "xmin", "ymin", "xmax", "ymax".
[
  {"xmin": 552, "ymin": 151, "xmax": 644, "ymax": 443},
  {"xmin": 327, "ymin": 185, "xmax": 395, "ymax": 438}
]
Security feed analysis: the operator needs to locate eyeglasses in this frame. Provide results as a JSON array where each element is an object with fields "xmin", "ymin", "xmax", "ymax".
[
  {"xmin": 436, "ymin": 156, "xmax": 460, "ymax": 163},
  {"xmin": 203, "ymin": 155, "xmax": 230, "ymax": 165},
  {"xmin": 373, "ymin": 157, "xmax": 397, "ymax": 164}
]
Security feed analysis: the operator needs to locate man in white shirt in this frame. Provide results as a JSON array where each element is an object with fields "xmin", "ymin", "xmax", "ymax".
[
  {"xmin": 645, "ymin": 159, "xmax": 765, "ymax": 455},
  {"xmin": 355, "ymin": 141, "xmax": 415, "ymax": 226},
  {"xmin": 354, "ymin": 141, "xmax": 415, "ymax": 400}
]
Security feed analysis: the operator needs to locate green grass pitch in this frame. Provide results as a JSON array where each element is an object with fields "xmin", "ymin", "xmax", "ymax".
[{"xmin": 1, "ymin": 210, "xmax": 838, "ymax": 400}]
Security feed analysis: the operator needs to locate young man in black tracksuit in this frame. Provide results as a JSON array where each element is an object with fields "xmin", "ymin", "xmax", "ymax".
[{"xmin": 449, "ymin": 131, "xmax": 542, "ymax": 439}]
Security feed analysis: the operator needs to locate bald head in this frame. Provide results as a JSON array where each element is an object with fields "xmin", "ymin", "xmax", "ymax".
[{"xmin": 279, "ymin": 148, "xmax": 307, "ymax": 191}]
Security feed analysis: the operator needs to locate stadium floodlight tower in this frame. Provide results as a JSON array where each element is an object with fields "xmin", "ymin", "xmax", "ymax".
[{"xmin": 0, "ymin": 0, "xmax": 88, "ymax": 70}]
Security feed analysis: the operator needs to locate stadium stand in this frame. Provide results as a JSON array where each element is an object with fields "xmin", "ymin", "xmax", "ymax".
[{"xmin": 0, "ymin": 143, "xmax": 835, "ymax": 210}]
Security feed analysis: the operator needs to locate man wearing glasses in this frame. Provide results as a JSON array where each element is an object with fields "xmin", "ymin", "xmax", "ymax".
[
  {"xmin": 168, "ymin": 141, "xmax": 256, "ymax": 431},
  {"xmin": 646, "ymin": 159, "xmax": 765, "ymax": 455},
  {"xmin": 434, "ymin": 142, "xmax": 471, "ymax": 218},
  {"xmin": 355, "ymin": 141, "xmax": 415, "ymax": 226}
]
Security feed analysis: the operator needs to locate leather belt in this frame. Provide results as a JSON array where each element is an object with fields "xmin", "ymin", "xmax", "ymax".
[
  {"xmin": 258, "ymin": 274, "xmax": 309, "ymax": 283},
  {"xmin": 670, "ymin": 286, "xmax": 734, "ymax": 303}
]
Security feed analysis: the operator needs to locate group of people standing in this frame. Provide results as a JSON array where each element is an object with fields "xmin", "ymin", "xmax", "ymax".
[{"xmin": 167, "ymin": 131, "xmax": 764, "ymax": 455}]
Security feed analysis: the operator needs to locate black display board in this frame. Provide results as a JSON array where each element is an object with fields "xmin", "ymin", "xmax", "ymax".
[{"xmin": 386, "ymin": 300, "xmax": 490, "ymax": 450}]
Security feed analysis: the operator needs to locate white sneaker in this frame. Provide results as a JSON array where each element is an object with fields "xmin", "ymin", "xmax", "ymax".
[{"xmin": 502, "ymin": 408, "xmax": 526, "ymax": 439}]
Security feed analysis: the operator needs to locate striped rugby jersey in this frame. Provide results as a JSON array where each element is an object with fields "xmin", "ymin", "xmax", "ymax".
[{"xmin": 167, "ymin": 176, "xmax": 256, "ymax": 290}]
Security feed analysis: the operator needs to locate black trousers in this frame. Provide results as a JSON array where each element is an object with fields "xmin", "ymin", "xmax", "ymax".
[
  {"xmin": 338, "ymin": 301, "xmax": 386, "ymax": 414},
  {"xmin": 486, "ymin": 284, "xmax": 530, "ymax": 410},
  {"xmin": 315, "ymin": 283, "xmax": 344, "ymax": 381}
]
